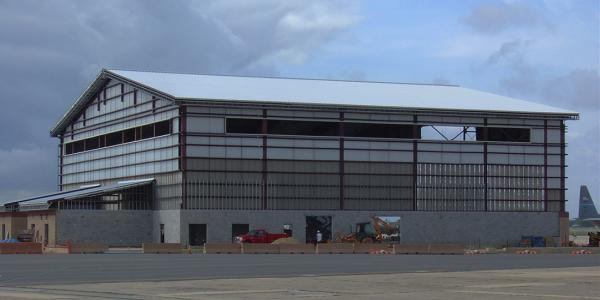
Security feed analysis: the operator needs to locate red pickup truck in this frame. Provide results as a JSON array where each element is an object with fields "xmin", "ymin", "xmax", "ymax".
[{"xmin": 235, "ymin": 229, "xmax": 289, "ymax": 243}]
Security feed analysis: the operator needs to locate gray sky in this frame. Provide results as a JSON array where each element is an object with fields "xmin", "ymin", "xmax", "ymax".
[{"xmin": 0, "ymin": 0, "xmax": 598, "ymax": 215}]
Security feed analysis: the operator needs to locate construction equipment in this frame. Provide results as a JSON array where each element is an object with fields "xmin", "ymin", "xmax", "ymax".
[
  {"xmin": 335, "ymin": 217, "xmax": 400, "ymax": 243},
  {"xmin": 589, "ymin": 232, "xmax": 600, "ymax": 247}
]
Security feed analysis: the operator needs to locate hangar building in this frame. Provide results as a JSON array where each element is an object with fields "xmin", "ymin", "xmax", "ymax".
[{"xmin": 0, "ymin": 69, "xmax": 578, "ymax": 246}]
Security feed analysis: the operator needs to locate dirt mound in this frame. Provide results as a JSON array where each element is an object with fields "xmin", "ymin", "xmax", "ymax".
[{"xmin": 271, "ymin": 237, "xmax": 300, "ymax": 244}]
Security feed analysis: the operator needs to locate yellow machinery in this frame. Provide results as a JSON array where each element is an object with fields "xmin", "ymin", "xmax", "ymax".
[
  {"xmin": 589, "ymin": 232, "xmax": 600, "ymax": 247},
  {"xmin": 334, "ymin": 217, "xmax": 400, "ymax": 243}
]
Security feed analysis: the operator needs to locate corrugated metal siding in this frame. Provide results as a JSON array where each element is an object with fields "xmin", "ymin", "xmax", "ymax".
[
  {"xmin": 181, "ymin": 105, "xmax": 567, "ymax": 213},
  {"xmin": 344, "ymin": 162, "xmax": 413, "ymax": 210},
  {"xmin": 61, "ymin": 134, "xmax": 179, "ymax": 184}
]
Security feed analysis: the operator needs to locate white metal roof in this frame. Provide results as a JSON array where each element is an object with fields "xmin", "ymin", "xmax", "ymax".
[{"xmin": 108, "ymin": 69, "xmax": 577, "ymax": 116}]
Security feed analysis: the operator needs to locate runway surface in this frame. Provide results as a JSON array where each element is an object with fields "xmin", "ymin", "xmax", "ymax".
[{"xmin": 1, "ymin": 254, "xmax": 599, "ymax": 286}]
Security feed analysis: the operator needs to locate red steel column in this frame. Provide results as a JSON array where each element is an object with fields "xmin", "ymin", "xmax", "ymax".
[
  {"xmin": 261, "ymin": 109, "xmax": 268, "ymax": 210},
  {"xmin": 483, "ymin": 118, "xmax": 488, "ymax": 211},
  {"xmin": 412, "ymin": 115, "xmax": 418, "ymax": 211},
  {"xmin": 59, "ymin": 136, "xmax": 64, "ymax": 191},
  {"xmin": 339, "ymin": 112, "xmax": 345, "ymax": 210},
  {"xmin": 560, "ymin": 120, "xmax": 566, "ymax": 213},
  {"xmin": 543, "ymin": 119, "xmax": 548, "ymax": 212},
  {"xmin": 120, "ymin": 83, "xmax": 124, "ymax": 102},
  {"xmin": 179, "ymin": 106, "xmax": 187, "ymax": 209}
]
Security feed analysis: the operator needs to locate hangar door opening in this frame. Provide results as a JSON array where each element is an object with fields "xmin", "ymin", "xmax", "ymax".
[
  {"xmin": 189, "ymin": 224, "xmax": 207, "ymax": 246},
  {"xmin": 306, "ymin": 216, "xmax": 332, "ymax": 243}
]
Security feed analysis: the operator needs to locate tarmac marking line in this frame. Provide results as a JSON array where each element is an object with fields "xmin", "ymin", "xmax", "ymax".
[
  {"xmin": 453, "ymin": 290, "xmax": 600, "ymax": 299},
  {"xmin": 0, "ymin": 290, "xmax": 76, "ymax": 299},
  {"xmin": 0, "ymin": 286, "xmax": 146, "ymax": 300},
  {"xmin": 466, "ymin": 282, "xmax": 564, "ymax": 288},
  {"xmin": 157, "ymin": 289, "xmax": 291, "ymax": 297}
]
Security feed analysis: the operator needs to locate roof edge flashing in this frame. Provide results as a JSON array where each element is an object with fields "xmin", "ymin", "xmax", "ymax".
[
  {"xmin": 104, "ymin": 69, "xmax": 177, "ymax": 100},
  {"xmin": 117, "ymin": 178, "xmax": 155, "ymax": 185},
  {"xmin": 176, "ymin": 97, "xmax": 579, "ymax": 118}
]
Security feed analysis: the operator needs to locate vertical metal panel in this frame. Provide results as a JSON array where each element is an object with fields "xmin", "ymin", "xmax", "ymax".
[
  {"xmin": 186, "ymin": 116, "xmax": 225, "ymax": 133},
  {"xmin": 178, "ymin": 103, "xmax": 569, "ymax": 212}
]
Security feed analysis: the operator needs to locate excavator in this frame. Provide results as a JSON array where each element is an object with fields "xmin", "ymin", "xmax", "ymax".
[{"xmin": 335, "ymin": 217, "xmax": 400, "ymax": 243}]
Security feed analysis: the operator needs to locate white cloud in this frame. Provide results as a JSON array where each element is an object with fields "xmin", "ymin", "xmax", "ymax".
[
  {"xmin": 189, "ymin": 0, "xmax": 361, "ymax": 66},
  {"xmin": 0, "ymin": 0, "xmax": 361, "ymax": 200},
  {"xmin": 436, "ymin": 34, "xmax": 504, "ymax": 59},
  {"xmin": 462, "ymin": 1, "xmax": 551, "ymax": 34},
  {"xmin": 0, "ymin": 147, "xmax": 57, "ymax": 201}
]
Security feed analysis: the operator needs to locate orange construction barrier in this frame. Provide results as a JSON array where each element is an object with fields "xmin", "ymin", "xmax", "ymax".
[
  {"xmin": 0, "ymin": 242, "xmax": 43, "ymax": 254},
  {"xmin": 571, "ymin": 249, "xmax": 592, "ymax": 255}
]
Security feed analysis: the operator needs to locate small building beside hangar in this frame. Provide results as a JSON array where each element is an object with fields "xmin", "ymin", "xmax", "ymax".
[{"xmin": 0, "ymin": 69, "xmax": 578, "ymax": 246}]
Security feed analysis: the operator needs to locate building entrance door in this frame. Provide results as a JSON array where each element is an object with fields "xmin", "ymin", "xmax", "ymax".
[
  {"xmin": 160, "ymin": 224, "xmax": 165, "ymax": 243},
  {"xmin": 231, "ymin": 224, "xmax": 249, "ymax": 242},
  {"xmin": 189, "ymin": 224, "xmax": 207, "ymax": 246},
  {"xmin": 44, "ymin": 224, "xmax": 49, "ymax": 246},
  {"xmin": 305, "ymin": 216, "xmax": 332, "ymax": 243}
]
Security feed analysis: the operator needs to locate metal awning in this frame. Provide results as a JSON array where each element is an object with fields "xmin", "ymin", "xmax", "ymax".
[{"xmin": 3, "ymin": 178, "xmax": 155, "ymax": 212}]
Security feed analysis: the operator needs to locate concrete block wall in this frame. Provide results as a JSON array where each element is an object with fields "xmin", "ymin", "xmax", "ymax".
[
  {"xmin": 175, "ymin": 210, "xmax": 559, "ymax": 247},
  {"xmin": 51, "ymin": 209, "xmax": 559, "ymax": 247},
  {"xmin": 56, "ymin": 210, "xmax": 153, "ymax": 246}
]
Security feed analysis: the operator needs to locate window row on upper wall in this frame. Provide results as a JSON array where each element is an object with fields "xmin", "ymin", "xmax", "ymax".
[
  {"xmin": 65, "ymin": 120, "xmax": 172, "ymax": 155},
  {"xmin": 226, "ymin": 118, "xmax": 419, "ymax": 139},
  {"xmin": 225, "ymin": 118, "xmax": 532, "ymax": 142}
]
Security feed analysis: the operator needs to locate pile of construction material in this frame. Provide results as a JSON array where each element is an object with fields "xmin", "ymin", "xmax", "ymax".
[
  {"xmin": 519, "ymin": 235, "xmax": 556, "ymax": 247},
  {"xmin": 271, "ymin": 237, "xmax": 300, "ymax": 244}
]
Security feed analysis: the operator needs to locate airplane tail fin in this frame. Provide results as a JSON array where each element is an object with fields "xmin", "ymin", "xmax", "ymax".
[{"xmin": 579, "ymin": 185, "xmax": 599, "ymax": 219}]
